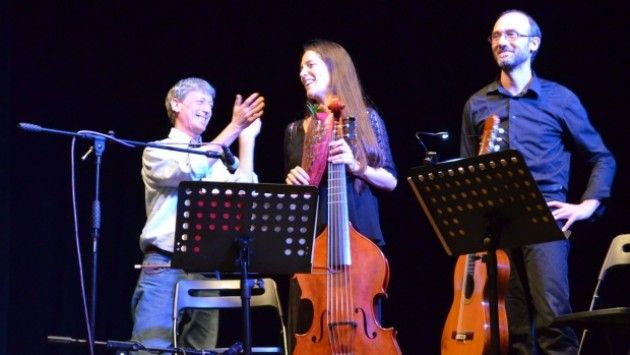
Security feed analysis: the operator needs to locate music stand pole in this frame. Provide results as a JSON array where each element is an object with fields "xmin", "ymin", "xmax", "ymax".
[
  {"xmin": 483, "ymin": 224, "xmax": 501, "ymax": 355},
  {"xmin": 237, "ymin": 235, "xmax": 253, "ymax": 355}
]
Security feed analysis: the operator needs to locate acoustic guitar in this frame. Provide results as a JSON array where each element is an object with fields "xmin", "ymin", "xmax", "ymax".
[{"xmin": 441, "ymin": 115, "xmax": 510, "ymax": 355}]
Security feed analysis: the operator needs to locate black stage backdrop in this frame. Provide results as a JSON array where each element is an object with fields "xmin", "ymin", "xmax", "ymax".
[{"xmin": 3, "ymin": 1, "xmax": 629, "ymax": 354}]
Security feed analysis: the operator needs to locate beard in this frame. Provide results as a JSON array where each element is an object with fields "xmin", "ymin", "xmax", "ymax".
[{"xmin": 495, "ymin": 46, "xmax": 531, "ymax": 72}]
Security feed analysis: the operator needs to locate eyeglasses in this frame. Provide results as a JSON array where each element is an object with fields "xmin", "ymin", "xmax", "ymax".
[{"xmin": 488, "ymin": 30, "xmax": 533, "ymax": 43}]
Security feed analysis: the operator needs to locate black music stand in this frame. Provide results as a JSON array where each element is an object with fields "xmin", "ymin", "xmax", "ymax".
[
  {"xmin": 407, "ymin": 149, "xmax": 565, "ymax": 355},
  {"xmin": 172, "ymin": 181, "xmax": 319, "ymax": 355}
]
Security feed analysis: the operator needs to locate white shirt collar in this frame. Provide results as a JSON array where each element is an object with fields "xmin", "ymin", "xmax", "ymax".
[{"xmin": 168, "ymin": 127, "xmax": 200, "ymax": 145}]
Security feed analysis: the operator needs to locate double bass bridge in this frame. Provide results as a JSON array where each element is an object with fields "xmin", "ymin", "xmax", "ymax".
[{"xmin": 329, "ymin": 320, "xmax": 358, "ymax": 330}]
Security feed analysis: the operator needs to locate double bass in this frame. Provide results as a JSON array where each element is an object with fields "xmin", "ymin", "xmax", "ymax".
[
  {"xmin": 292, "ymin": 99, "xmax": 401, "ymax": 355},
  {"xmin": 441, "ymin": 115, "xmax": 510, "ymax": 355}
]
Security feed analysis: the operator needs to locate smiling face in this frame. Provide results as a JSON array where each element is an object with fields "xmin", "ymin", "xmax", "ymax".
[
  {"xmin": 299, "ymin": 50, "xmax": 331, "ymax": 103},
  {"xmin": 491, "ymin": 11, "xmax": 540, "ymax": 72},
  {"xmin": 171, "ymin": 90, "xmax": 214, "ymax": 140}
]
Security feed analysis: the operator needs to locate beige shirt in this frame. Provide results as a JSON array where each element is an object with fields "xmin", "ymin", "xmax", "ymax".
[{"xmin": 139, "ymin": 127, "xmax": 257, "ymax": 252}]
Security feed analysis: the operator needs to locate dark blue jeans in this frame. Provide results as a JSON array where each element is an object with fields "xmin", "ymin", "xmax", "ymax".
[{"xmin": 506, "ymin": 239, "xmax": 579, "ymax": 355}]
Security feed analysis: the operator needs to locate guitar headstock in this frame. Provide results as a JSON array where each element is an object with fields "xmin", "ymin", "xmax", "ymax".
[{"xmin": 478, "ymin": 114, "xmax": 501, "ymax": 155}]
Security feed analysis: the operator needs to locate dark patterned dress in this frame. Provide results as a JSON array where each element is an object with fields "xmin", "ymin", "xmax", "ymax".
[{"xmin": 283, "ymin": 109, "xmax": 397, "ymax": 246}]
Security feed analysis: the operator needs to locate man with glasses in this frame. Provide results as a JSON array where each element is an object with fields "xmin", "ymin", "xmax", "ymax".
[{"xmin": 460, "ymin": 10, "xmax": 615, "ymax": 354}]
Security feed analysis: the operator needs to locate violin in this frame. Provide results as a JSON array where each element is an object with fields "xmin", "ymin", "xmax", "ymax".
[
  {"xmin": 291, "ymin": 99, "xmax": 402, "ymax": 355},
  {"xmin": 441, "ymin": 115, "xmax": 510, "ymax": 355}
]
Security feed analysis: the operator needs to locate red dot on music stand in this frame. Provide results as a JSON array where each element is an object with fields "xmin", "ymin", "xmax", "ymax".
[
  {"xmin": 195, "ymin": 224, "xmax": 202, "ymax": 230},
  {"xmin": 222, "ymin": 224, "xmax": 229, "ymax": 231},
  {"xmin": 195, "ymin": 235, "xmax": 202, "ymax": 241},
  {"xmin": 209, "ymin": 224, "xmax": 216, "ymax": 231},
  {"xmin": 193, "ymin": 246, "xmax": 200, "ymax": 253},
  {"xmin": 223, "ymin": 213, "xmax": 230, "ymax": 219},
  {"xmin": 210, "ymin": 212, "xmax": 217, "ymax": 219},
  {"xmin": 197, "ymin": 201, "xmax": 204, "ymax": 207}
]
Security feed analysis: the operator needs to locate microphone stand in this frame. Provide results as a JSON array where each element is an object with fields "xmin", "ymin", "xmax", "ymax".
[
  {"xmin": 90, "ymin": 135, "xmax": 105, "ymax": 339},
  {"xmin": 18, "ymin": 122, "xmax": 226, "ymax": 158},
  {"xmin": 19, "ymin": 122, "xmax": 225, "ymax": 353},
  {"xmin": 415, "ymin": 130, "xmax": 449, "ymax": 166}
]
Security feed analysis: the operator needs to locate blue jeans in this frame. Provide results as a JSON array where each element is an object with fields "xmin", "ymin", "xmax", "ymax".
[
  {"xmin": 130, "ymin": 252, "xmax": 218, "ymax": 354},
  {"xmin": 506, "ymin": 239, "xmax": 579, "ymax": 355}
]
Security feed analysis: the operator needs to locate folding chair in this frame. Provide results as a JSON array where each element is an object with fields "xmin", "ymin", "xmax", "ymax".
[
  {"xmin": 173, "ymin": 278, "xmax": 288, "ymax": 354},
  {"xmin": 552, "ymin": 233, "xmax": 630, "ymax": 354}
]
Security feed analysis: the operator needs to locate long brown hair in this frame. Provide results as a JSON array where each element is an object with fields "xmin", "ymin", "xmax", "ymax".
[{"xmin": 303, "ymin": 40, "xmax": 384, "ymax": 171}]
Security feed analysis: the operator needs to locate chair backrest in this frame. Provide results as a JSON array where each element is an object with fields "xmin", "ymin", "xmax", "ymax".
[
  {"xmin": 589, "ymin": 234, "xmax": 630, "ymax": 311},
  {"xmin": 174, "ymin": 278, "xmax": 284, "ymax": 315},
  {"xmin": 579, "ymin": 234, "xmax": 630, "ymax": 355},
  {"xmin": 597, "ymin": 234, "xmax": 630, "ymax": 281},
  {"xmin": 173, "ymin": 277, "xmax": 287, "ymax": 354}
]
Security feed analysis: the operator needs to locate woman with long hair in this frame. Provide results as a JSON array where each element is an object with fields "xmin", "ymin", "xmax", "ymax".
[
  {"xmin": 284, "ymin": 39, "xmax": 397, "ymax": 246},
  {"xmin": 284, "ymin": 39, "xmax": 401, "ymax": 354}
]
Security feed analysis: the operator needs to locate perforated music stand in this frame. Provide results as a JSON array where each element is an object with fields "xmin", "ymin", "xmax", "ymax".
[
  {"xmin": 171, "ymin": 181, "xmax": 319, "ymax": 355},
  {"xmin": 407, "ymin": 149, "xmax": 565, "ymax": 355}
]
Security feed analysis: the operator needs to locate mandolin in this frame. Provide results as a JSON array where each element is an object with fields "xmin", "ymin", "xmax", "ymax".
[{"xmin": 441, "ymin": 115, "xmax": 510, "ymax": 355}]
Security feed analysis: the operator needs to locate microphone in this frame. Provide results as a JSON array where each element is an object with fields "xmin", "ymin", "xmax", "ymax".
[
  {"xmin": 415, "ymin": 130, "xmax": 450, "ymax": 165},
  {"xmin": 220, "ymin": 145, "xmax": 239, "ymax": 174},
  {"xmin": 415, "ymin": 130, "xmax": 449, "ymax": 140},
  {"xmin": 47, "ymin": 335, "xmax": 79, "ymax": 344}
]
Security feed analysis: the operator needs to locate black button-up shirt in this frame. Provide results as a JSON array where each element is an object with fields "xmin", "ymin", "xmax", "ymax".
[{"xmin": 460, "ymin": 76, "xmax": 615, "ymax": 203}]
